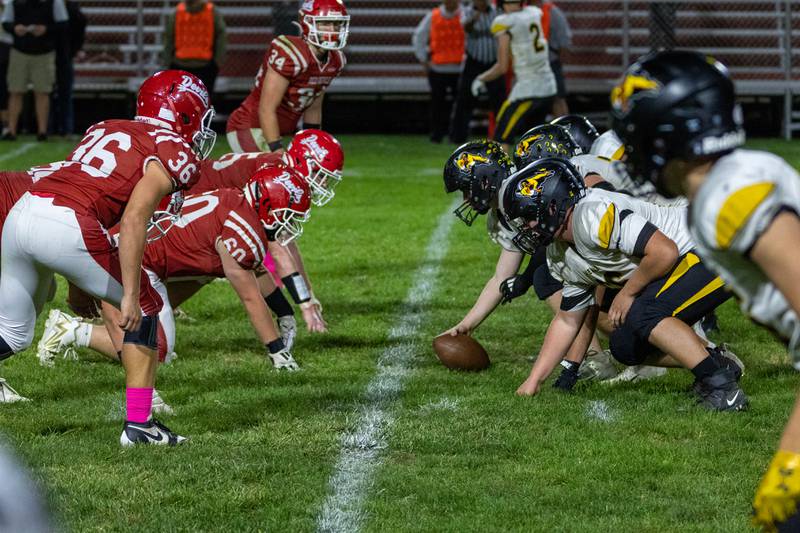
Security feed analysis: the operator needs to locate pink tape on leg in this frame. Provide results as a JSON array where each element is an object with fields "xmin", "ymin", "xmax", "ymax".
[
  {"xmin": 126, "ymin": 387, "xmax": 153, "ymax": 424},
  {"xmin": 262, "ymin": 251, "xmax": 282, "ymax": 286}
]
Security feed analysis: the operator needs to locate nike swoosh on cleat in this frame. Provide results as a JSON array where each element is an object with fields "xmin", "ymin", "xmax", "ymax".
[
  {"xmin": 726, "ymin": 391, "xmax": 741, "ymax": 407},
  {"xmin": 132, "ymin": 425, "xmax": 164, "ymax": 442}
]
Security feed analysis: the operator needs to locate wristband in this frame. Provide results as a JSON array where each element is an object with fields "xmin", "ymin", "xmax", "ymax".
[
  {"xmin": 266, "ymin": 338, "xmax": 286, "ymax": 354},
  {"xmin": 282, "ymin": 273, "xmax": 311, "ymax": 304},
  {"xmin": 560, "ymin": 360, "xmax": 580, "ymax": 373},
  {"xmin": 267, "ymin": 140, "xmax": 283, "ymax": 152},
  {"xmin": 303, "ymin": 123, "xmax": 321, "ymax": 130}
]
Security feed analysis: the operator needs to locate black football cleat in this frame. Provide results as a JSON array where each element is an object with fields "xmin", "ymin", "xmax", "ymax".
[
  {"xmin": 120, "ymin": 418, "xmax": 187, "ymax": 447},
  {"xmin": 696, "ymin": 368, "xmax": 748, "ymax": 412}
]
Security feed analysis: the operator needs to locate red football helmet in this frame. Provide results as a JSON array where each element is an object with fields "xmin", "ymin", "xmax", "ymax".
[
  {"xmin": 136, "ymin": 70, "xmax": 216, "ymax": 159},
  {"xmin": 286, "ymin": 129, "xmax": 344, "ymax": 206},
  {"xmin": 299, "ymin": 0, "xmax": 350, "ymax": 51},
  {"xmin": 146, "ymin": 190, "xmax": 184, "ymax": 242},
  {"xmin": 244, "ymin": 166, "xmax": 311, "ymax": 245}
]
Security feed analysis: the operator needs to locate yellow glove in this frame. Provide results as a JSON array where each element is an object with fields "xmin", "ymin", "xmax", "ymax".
[{"xmin": 753, "ymin": 450, "xmax": 800, "ymax": 531}]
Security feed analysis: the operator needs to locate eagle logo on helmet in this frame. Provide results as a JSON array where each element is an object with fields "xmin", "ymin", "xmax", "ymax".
[
  {"xmin": 456, "ymin": 153, "xmax": 489, "ymax": 172},
  {"xmin": 611, "ymin": 73, "xmax": 661, "ymax": 113},
  {"xmin": 517, "ymin": 169, "xmax": 553, "ymax": 197}
]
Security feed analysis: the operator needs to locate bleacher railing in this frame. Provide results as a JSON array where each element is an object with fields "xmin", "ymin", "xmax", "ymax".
[{"xmin": 77, "ymin": 0, "xmax": 800, "ymax": 136}]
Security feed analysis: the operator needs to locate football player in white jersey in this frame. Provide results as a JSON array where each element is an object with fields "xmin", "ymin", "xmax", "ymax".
[
  {"xmin": 501, "ymin": 157, "xmax": 745, "ymax": 410},
  {"xmin": 610, "ymin": 49, "xmax": 800, "ymax": 532},
  {"xmin": 470, "ymin": 0, "xmax": 556, "ymax": 152}
]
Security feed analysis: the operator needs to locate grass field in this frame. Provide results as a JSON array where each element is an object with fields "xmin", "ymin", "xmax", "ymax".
[{"xmin": 0, "ymin": 135, "xmax": 797, "ymax": 532}]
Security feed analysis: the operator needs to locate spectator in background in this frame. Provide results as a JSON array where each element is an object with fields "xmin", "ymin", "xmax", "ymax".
[
  {"xmin": 49, "ymin": 0, "xmax": 84, "ymax": 137},
  {"xmin": 537, "ymin": 0, "xmax": 571, "ymax": 117},
  {"xmin": 0, "ymin": 10, "xmax": 10, "ymax": 137},
  {"xmin": 413, "ymin": 0, "xmax": 464, "ymax": 144},
  {"xmin": 449, "ymin": 0, "xmax": 504, "ymax": 144},
  {"xmin": 273, "ymin": 0, "xmax": 300, "ymax": 37},
  {"xmin": 163, "ymin": 0, "xmax": 227, "ymax": 104},
  {"xmin": 1, "ymin": 0, "xmax": 68, "ymax": 141}
]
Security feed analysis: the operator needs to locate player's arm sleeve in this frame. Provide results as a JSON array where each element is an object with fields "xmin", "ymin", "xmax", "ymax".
[
  {"xmin": 581, "ymin": 201, "xmax": 656, "ymax": 257},
  {"xmin": 412, "ymin": 12, "xmax": 432, "ymax": 63},
  {"xmin": 268, "ymin": 37, "xmax": 302, "ymax": 79},
  {"xmin": 220, "ymin": 213, "xmax": 265, "ymax": 271},
  {"xmin": 560, "ymin": 283, "xmax": 595, "ymax": 312},
  {"xmin": 155, "ymin": 137, "xmax": 201, "ymax": 190},
  {"xmin": 711, "ymin": 181, "xmax": 783, "ymax": 255},
  {"xmin": 490, "ymin": 14, "xmax": 511, "ymax": 36}
]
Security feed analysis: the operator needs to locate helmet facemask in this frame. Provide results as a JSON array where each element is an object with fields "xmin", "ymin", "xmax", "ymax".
[
  {"xmin": 265, "ymin": 208, "xmax": 309, "ymax": 245},
  {"xmin": 305, "ymin": 156, "xmax": 341, "ymax": 206},
  {"xmin": 146, "ymin": 190, "xmax": 184, "ymax": 243},
  {"xmin": 303, "ymin": 13, "xmax": 350, "ymax": 50},
  {"xmin": 191, "ymin": 107, "xmax": 217, "ymax": 160}
]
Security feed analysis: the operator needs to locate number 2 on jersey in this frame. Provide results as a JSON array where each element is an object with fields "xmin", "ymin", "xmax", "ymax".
[{"xmin": 529, "ymin": 23, "xmax": 545, "ymax": 53}]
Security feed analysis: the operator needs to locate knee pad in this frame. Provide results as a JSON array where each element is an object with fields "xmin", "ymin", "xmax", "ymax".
[
  {"xmin": 122, "ymin": 315, "xmax": 159, "ymax": 350},
  {"xmin": 533, "ymin": 264, "xmax": 563, "ymax": 301}
]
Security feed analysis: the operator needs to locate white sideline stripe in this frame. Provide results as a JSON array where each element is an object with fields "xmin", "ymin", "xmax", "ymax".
[
  {"xmin": 316, "ymin": 198, "xmax": 459, "ymax": 533},
  {"xmin": 0, "ymin": 143, "xmax": 35, "ymax": 163}
]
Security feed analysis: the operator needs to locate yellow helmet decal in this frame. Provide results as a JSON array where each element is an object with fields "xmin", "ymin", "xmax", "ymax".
[
  {"xmin": 515, "ymin": 134, "xmax": 542, "ymax": 157},
  {"xmin": 518, "ymin": 169, "xmax": 553, "ymax": 197},
  {"xmin": 611, "ymin": 73, "xmax": 660, "ymax": 113},
  {"xmin": 456, "ymin": 152, "xmax": 489, "ymax": 172}
]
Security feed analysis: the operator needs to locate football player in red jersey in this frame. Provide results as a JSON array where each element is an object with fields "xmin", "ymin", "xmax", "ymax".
[
  {"xmin": 225, "ymin": 0, "xmax": 349, "ymax": 153},
  {"xmin": 0, "ymin": 70, "xmax": 215, "ymax": 446},
  {"xmin": 39, "ymin": 168, "xmax": 311, "ymax": 380}
]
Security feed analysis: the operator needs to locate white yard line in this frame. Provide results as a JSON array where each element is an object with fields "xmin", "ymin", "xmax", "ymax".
[
  {"xmin": 585, "ymin": 400, "xmax": 616, "ymax": 423},
  {"xmin": 316, "ymin": 199, "xmax": 458, "ymax": 533},
  {"xmin": 0, "ymin": 143, "xmax": 36, "ymax": 164}
]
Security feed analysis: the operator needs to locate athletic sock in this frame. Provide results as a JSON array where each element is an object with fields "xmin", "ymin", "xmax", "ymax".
[
  {"xmin": 74, "ymin": 322, "xmax": 92, "ymax": 348},
  {"xmin": 691, "ymin": 356, "xmax": 720, "ymax": 380},
  {"xmin": 126, "ymin": 387, "xmax": 153, "ymax": 424},
  {"xmin": 265, "ymin": 287, "xmax": 294, "ymax": 318}
]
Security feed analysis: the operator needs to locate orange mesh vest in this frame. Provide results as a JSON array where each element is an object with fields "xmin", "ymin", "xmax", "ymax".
[
  {"xmin": 175, "ymin": 2, "xmax": 215, "ymax": 61},
  {"xmin": 542, "ymin": 2, "xmax": 552, "ymax": 40},
  {"xmin": 429, "ymin": 8, "xmax": 464, "ymax": 65}
]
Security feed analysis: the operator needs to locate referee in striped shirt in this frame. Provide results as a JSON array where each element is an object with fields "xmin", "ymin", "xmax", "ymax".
[{"xmin": 449, "ymin": 0, "xmax": 505, "ymax": 144}]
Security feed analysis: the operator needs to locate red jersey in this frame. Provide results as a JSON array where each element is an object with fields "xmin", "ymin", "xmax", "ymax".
[
  {"xmin": 226, "ymin": 35, "xmax": 346, "ymax": 135},
  {"xmin": 30, "ymin": 119, "xmax": 201, "ymax": 229},
  {"xmin": 0, "ymin": 170, "xmax": 33, "ymax": 224},
  {"xmin": 143, "ymin": 189, "xmax": 268, "ymax": 280},
  {"xmin": 192, "ymin": 152, "xmax": 287, "ymax": 194}
]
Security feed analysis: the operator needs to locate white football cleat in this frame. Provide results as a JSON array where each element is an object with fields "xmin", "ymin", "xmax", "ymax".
[
  {"xmin": 603, "ymin": 365, "xmax": 667, "ymax": 384},
  {"xmin": 278, "ymin": 316, "xmax": 297, "ymax": 352},
  {"xmin": 0, "ymin": 378, "xmax": 29, "ymax": 403},
  {"xmin": 37, "ymin": 309, "xmax": 79, "ymax": 367},
  {"xmin": 151, "ymin": 389, "xmax": 174, "ymax": 415},
  {"xmin": 120, "ymin": 418, "xmax": 186, "ymax": 447},
  {"xmin": 268, "ymin": 348, "xmax": 300, "ymax": 371},
  {"xmin": 578, "ymin": 349, "xmax": 619, "ymax": 381}
]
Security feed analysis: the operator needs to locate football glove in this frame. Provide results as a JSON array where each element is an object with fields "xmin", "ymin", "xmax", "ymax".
[
  {"xmin": 753, "ymin": 450, "xmax": 800, "ymax": 531},
  {"xmin": 553, "ymin": 360, "xmax": 580, "ymax": 392},
  {"xmin": 500, "ymin": 274, "xmax": 533, "ymax": 304},
  {"xmin": 267, "ymin": 348, "xmax": 300, "ymax": 371},
  {"xmin": 471, "ymin": 78, "xmax": 488, "ymax": 98}
]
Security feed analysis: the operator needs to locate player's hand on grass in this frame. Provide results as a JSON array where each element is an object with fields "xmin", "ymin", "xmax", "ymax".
[
  {"xmin": 118, "ymin": 295, "xmax": 142, "ymax": 332},
  {"xmin": 500, "ymin": 274, "xmax": 532, "ymax": 304},
  {"xmin": 267, "ymin": 347, "xmax": 300, "ymax": 371},
  {"xmin": 608, "ymin": 291, "xmax": 635, "ymax": 329},
  {"xmin": 301, "ymin": 302, "xmax": 327, "ymax": 333},
  {"xmin": 516, "ymin": 374, "xmax": 542, "ymax": 396},
  {"xmin": 752, "ymin": 450, "xmax": 800, "ymax": 531}
]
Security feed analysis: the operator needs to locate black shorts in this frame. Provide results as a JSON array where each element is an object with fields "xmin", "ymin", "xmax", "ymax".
[
  {"xmin": 608, "ymin": 251, "xmax": 732, "ymax": 365},
  {"xmin": 550, "ymin": 59, "xmax": 567, "ymax": 97},
  {"xmin": 492, "ymin": 95, "xmax": 554, "ymax": 145}
]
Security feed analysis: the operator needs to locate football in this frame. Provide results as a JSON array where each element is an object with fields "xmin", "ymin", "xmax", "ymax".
[{"xmin": 432, "ymin": 334, "xmax": 491, "ymax": 371}]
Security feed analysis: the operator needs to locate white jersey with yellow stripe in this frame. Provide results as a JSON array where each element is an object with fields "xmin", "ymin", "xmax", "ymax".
[
  {"xmin": 547, "ymin": 188, "xmax": 693, "ymax": 310},
  {"xmin": 491, "ymin": 6, "xmax": 556, "ymax": 100},
  {"xmin": 570, "ymin": 153, "xmax": 632, "ymax": 192},
  {"xmin": 590, "ymin": 130, "xmax": 625, "ymax": 161},
  {"xmin": 691, "ymin": 149, "xmax": 800, "ymax": 365},
  {"xmin": 486, "ymin": 207, "xmax": 522, "ymax": 252}
]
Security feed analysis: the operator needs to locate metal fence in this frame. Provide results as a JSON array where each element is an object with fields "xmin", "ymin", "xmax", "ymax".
[{"xmin": 77, "ymin": 0, "xmax": 800, "ymax": 136}]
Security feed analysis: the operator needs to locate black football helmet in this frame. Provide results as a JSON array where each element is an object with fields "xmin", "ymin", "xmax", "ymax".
[
  {"xmin": 550, "ymin": 115, "xmax": 600, "ymax": 154},
  {"xmin": 443, "ymin": 140, "xmax": 515, "ymax": 226},
  {"xmin": 500, "ymin": 157, "xmax": 586, "ymax": 254},
  {"xmin": 514, "ymin": 124, "xmax": 582, "ymax": 169},
  {"xmin": 610, "ymin": 50, "xmax": 745, "ymax": 197}
]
